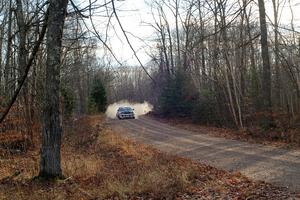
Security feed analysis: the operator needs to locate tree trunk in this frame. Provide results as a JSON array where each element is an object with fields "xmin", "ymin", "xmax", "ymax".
[
  {"xmin": 166, "ymin": 23, "xmax": 174, "ymax": 74},
  {"xmin": 175, "ymin": 0, "xmax": 181, "ymax": 67},
  {"xmin": 258, "ymin": 0, "xmax": 273, "ymax": 127},
  {"xmin": 4, "ymin": 0, "xmax": 13, "ymax": 96},
  {"xmin": 16, "ymin": 0, "xmax": 34, "ymax": 147},
  {"xmin": 0, "ymin": 24, "xmax": 3, "ymax": 94},
  {"xmin": 272, "ymin": 0, "xmax": 281, "ymax": 110},
  {"xmin": 39, "ymin": 0, "xmax": 68, "ymax": 179},
  {"xmin": 245, "ymin": 5, "xmax": 259, "ymax": 109},
  {"xmin": 197, "ymin": 0, "xmax": 206, "ymax": 85},
  {"xmin": 160, "ymin": 24, "xmax": 170, "ymax": 74}
]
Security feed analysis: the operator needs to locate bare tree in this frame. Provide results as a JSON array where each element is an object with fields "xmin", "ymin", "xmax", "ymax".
[
  {"xmin": 258, "ymin": 0, "xmax": 272, "ymax": 127},
  {"xmin": 4, "ymin": 0, "xmax": 13, "ymax": 96},
  {"xmin": 272, "ymin": 0, "xmax": 281, "ymax": 109},
  {"xmin": 39, "ymin": 0, "xmax": 68, "ymax": 178}
]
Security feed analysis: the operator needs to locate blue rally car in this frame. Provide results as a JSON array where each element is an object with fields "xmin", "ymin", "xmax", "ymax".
[{"xmin": 116, "ymin": 107, "xmax": 135, "ymax": 119}]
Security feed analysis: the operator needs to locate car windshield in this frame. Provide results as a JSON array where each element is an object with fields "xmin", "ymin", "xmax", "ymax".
[{"xmin": 119, "ymin": 107, "xmax": 133, "ymax": 112}]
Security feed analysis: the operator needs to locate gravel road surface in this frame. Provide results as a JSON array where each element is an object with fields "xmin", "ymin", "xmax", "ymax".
[{"xmin": 109, "ymin": 116, "xmax": 300, "ymax": 193}]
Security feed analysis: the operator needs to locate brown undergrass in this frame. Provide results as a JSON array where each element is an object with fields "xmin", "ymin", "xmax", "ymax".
[{"xmin": 0, "ymin": 115, "xmax": 296, "ymax": 199}]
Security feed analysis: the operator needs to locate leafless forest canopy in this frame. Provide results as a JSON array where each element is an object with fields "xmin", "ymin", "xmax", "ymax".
[{"xmin": 0, "ymin": 0, "xmax": 300, "ymax": 177}]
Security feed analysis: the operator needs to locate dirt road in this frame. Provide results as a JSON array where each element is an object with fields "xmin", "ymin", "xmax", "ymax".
[{"xmin": 109, "ymin": 116, "xmax": 300, "ymax": 193}]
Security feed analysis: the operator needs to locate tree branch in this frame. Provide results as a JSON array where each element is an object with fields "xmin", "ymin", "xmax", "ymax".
[
  {"xmin": 0, "ymin": 8, "xmax": 49, "ymax": 124},
  {"xmin": 111, "ymin": 0, "xmax": 156, "ymax": 84}
]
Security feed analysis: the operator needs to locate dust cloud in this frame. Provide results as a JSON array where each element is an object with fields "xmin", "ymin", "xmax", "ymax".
[{"xmin": 105, "ymin": 100, "xmax": 153, "ymax": 119}]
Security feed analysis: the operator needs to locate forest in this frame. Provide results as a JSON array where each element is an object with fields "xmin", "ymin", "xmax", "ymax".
[{"xmin": 0, "ymin": 0, "xmax": 299, "ymax": 199}]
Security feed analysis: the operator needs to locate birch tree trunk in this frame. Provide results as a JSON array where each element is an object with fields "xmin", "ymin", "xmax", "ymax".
[{"xmin": 39, "ymin": 0, "xmax": 68, "ymax": 179}]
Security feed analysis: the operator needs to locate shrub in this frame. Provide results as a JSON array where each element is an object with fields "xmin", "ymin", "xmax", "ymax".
[
  {"xmin": 159, "ymin": 70, "xmax": 196, "ymax": 118},
  {"xmin": 89, "ymin": 78, "xmax": 107, "ymax": 113}
]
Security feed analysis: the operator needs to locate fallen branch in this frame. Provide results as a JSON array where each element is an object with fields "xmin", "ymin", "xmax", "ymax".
[{"xmin": 0, "ymin": 170, "xmax": 23, "ymax": 184}]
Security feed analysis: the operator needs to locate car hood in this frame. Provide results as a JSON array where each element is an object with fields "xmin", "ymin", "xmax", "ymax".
[{"xmin": 119, "ymin": 111, "xmax": 134, "ymax": 114}]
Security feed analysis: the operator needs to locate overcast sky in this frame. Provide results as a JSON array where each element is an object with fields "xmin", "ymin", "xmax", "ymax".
[{"xmin": 90, "ymin": 0, "xmax": 300, "ymax": 66}]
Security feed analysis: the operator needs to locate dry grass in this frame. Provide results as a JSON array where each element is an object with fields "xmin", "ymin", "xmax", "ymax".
[{"xmin": 0, "ymin": 115, "xmax": 296, "ymax": 199}]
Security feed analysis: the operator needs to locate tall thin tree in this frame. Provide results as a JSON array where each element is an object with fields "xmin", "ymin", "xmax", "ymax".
[{"xmin": 258, "ymin": 0, "xmax": 273, "ymax": 127}]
